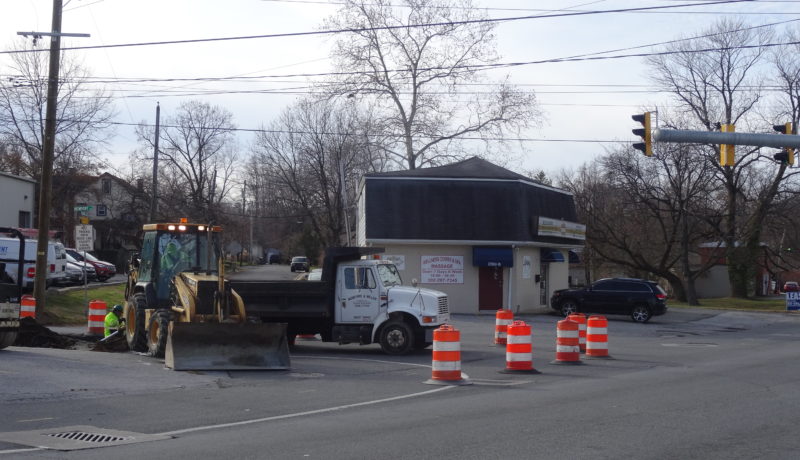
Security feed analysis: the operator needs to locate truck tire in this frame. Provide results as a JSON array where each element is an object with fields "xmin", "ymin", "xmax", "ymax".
[
  {"xmin": 125, "ymin": 294, "xmax": 148, "ymax": 352},
  {"xmin": 380, "ymin": 320, "xmax": 415, "ymax": 355},
  {"xmin": 146, "ymin": 310, "xmax": 170, "ymax": 358},
  {"xmin": 0, "ymin": 331, "xmax": 17, "ymax": 349}
]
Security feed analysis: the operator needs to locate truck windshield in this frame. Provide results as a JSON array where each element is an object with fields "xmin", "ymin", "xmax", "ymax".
[
  {"xmin": 376, "ymin": 263, "xmax": 402, "ymax": 287},
  {"xmin": 155, "ymin": 231, "xmax": 219, "ymax": 300}
]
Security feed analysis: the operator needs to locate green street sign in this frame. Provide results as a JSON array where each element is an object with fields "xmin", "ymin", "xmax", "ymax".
[{"xmin": 74, "ymin": 205, "xmax": 93, "ymax": 211}]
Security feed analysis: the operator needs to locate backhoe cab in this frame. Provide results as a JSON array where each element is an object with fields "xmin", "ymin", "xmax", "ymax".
[{"xmin": 124, "ymin": 220, "xmax": 289, "ymax": 370}]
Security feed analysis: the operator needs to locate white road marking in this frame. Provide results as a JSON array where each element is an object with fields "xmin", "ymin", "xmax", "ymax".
[
  {"xmin": 0, "ymin": 448, "xmax": 43, "ymax": 455},
  {"xmin": 159, "ymin": 386, "xmax": 454, "ymax": 436},
  {"xmin": 16, "ymin": 418, "xmax": 54, "ymax": 423},
  {"xmin": 293, "ymin": 355, "xmax": 433, "ymax": 369}
]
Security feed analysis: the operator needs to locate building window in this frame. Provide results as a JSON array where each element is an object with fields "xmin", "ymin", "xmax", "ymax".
[
  {"xmin": 18, "ymin": 211, "xmax": 31, "ymax": 228},
  {"xmin": 96, "ymin": 204, "xmax": 107, "ymax": 217},
  {"xmin": 102, "ymin": 178, "xmax": 111, "ymax": 194}
]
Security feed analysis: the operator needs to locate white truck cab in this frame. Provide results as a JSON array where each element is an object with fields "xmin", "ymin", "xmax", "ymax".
[{"xmin": 335, "ymin": 259, "xmax": 449, "ymax": 348}]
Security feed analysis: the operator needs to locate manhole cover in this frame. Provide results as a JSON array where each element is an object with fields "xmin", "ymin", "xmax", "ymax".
[{"xmin": 0, "ymin": 425, "xmax": 171, "ymax": 451}]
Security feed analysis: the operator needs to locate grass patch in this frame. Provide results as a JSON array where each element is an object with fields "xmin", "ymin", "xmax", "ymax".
[
  {"xmin": 669, "ymin": 296, "xmax": 789, "ymax": 312},
  {"xmin": 40, "ymin": 284, "xmax": 126, "ymax": 326}
]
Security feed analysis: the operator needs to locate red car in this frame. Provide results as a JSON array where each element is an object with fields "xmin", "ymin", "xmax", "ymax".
[
  {"xmin": 783, "ymin": 281, "xmax": 799, "ymax": 292},
  {"xmin": 65, "ymin": 248, "xmax": 117, "ymax": 282}
]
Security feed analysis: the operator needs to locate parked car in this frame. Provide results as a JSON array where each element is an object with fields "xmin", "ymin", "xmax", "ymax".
[
  {"xmin": 61, "ymin": 261, "xmax": 95, "ymax": 285},
  {"xmin": 550, "ymin": 278, "xmax": 668, "ymax": 323},
  {"xmin": 65, "ymin": 248, "xmax": 116, "ymax": 282},
  {"xmin": 290, "ymin": 256, "xmax": 309, "ymax": 272},
  {"xmin": 65, "ymin": 253, "xmax": 97, "ymax": 282},
  {"xmin": 307, "ymin": 268, "xmax": 323, "ymax": 281},
  {"xmin": 783, "ymin": 281, "xmax": 799, "ymax": 292}
]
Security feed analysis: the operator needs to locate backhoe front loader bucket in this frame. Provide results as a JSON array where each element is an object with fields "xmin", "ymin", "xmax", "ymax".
[{"xmin": 165, "ymin": 322, "xmax": 290, "ymax": 371}]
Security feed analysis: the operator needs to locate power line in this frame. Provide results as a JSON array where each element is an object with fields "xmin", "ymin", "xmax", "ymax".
[{"xmin": 0, "ymin": 0, "xmax": 755, "ymax": 55}]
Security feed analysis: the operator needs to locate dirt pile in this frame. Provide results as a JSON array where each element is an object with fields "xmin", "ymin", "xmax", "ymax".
[{"xmin": 13, "ymin": 317, "xmax": 78, "ymax": 349}]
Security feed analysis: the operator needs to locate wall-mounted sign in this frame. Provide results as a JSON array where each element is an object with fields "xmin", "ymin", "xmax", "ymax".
[
  {"xmin": 538, "ymin": 217, "xmax": 586, "ymax": 240},
  {"xmin": 382, "ymin": 254, "xmax": 405, "ymax": 270},
  {"xmin": 421, "ymin": 255, "xmax": 463, "ymax": 284}
]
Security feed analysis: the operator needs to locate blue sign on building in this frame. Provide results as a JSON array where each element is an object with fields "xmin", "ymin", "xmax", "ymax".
[{"xmin": 786, "ymin": 292, "xmax": 800, "ymax": 311}]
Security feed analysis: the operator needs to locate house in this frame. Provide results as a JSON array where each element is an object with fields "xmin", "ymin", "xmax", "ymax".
[
  {"xmin": 356, "ymin": 157, "xmax": 585, "ymax": 314},
  {"xmin": 0, "ymin": 171, "xmax": 36, "ymax": 228},
  {"xmin": 52, "ymin": 172, "xmax": 148, "ymax": 269}
]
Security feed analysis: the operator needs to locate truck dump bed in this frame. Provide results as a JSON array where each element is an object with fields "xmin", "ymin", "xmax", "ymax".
[{"xmin": 230, "ymin": 280, "xmax": 332, "ymax": 319}]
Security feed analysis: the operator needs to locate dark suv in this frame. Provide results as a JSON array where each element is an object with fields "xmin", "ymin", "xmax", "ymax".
[
  {"xmin": 550, "ymin": 278, "xmax": 667, "ymax": 323},
  {"xmin": 290, "ymin": 256, "xmax": 309, "ymax": 272}
]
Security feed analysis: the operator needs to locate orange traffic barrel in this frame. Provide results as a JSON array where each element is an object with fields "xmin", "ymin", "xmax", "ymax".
[
  {"xmin": 20, "ymin": 295, "xmax": 36, "ymax": 319},
  {"xmin": 425, "ymin": 324, "xmax": 471, "ymax": 386},
  {"xmin": 551, "ymin": 318, "xmax": 583, "ymax": 365},
  {"xmin": 568, "ymin": 313, "xmax": 587, "ymax": 352},
  {"xmin": 500, "ymin": 320, "xmax": 540, "ymax": 374},
  {"xmin": 586, "ymin": 315, "xmax": 612, "ymax": 359},
  {"xmin": 494, "ymin": 309, "xmax": 513, "ymax": 345},
  {"xmin": 87, "ymin": 300, "xmax": 107, "ymax": 336}
]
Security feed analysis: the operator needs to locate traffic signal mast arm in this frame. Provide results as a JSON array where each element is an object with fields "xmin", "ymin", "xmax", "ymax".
[{"xmin": 652, "ymin": 129, "xmax": 800, "ymax": 150}]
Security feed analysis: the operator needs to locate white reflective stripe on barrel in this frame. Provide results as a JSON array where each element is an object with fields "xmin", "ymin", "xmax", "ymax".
[
  {"xmin": 557, "ymin": 330, "xmax": 579, "ymax": 338},
  {"xmin": 433, "ymin": 341, "xmax": 460, "ymax": 351},
  {"xmin": 587, "ymin": 327, "xmax": 608, "ymax": 335},
  {"xmin": 506, "ymin": 335, "xmax": 531, "ymax": 344},
  {"xmin": 506, "ymin": 352, "xmax": 532, "ymax": 361},
  {"xmin": 432, "ymin": 361, "xmax": 461, "ymax": 371},
  {"xmin": 556, "ymin": 345, "xmax": 580, "ymax": 353}
]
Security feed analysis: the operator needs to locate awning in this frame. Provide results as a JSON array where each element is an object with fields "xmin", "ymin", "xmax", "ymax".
[
  {"xmin": 472, "ymin": 247, "xmax": 513, "ymax": 267},
  {"xmin": 541, "ymin": 248, "xmax": 565, "ymax": 263},
  {"xmin": 568, "ymin": 250, "xmax": 581, "ymax": 264}
]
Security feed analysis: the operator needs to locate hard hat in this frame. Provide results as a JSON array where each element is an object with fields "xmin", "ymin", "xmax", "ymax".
[{"xmin": 112, "ymin": 304, "xmax": 123, "ymax": 313}]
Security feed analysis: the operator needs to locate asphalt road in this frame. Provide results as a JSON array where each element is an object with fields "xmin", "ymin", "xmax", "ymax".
[{"xmin": 2, "ymin": 273, "xmax": 799, "ymax": 458}]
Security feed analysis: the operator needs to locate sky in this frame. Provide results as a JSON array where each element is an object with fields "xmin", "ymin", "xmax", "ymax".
[{"xmin": 1, "ymin": 0, "xmax": 797, "ymax": 181}]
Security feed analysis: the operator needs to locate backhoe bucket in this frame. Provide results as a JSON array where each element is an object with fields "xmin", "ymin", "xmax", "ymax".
[{"xmin": 165, "ymin": 322, "xmax": 290, "ymax": 371}]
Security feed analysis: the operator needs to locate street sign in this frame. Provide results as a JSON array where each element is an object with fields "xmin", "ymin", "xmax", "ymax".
[
  {"xmin": 73, "ymin": 205, "xmax": 93, "ymax": 212},
  {"xmin": 75, "ymin": 224, "xmax": 94, "ymax": 252},
  {"xmin": 786, "ymin": 292, "xmax": 800, "ymax": 311}
]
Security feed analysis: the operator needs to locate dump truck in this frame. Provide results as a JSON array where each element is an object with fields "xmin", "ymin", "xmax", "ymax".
[
  {"xmin": 232, "ymin": 247, "xmax": 450, "ymax": 355},
  {"xmin": 123, "ymin": 220, "xmax": 290, "ymax": 370},
  {"xmin": 0, "ymin": 228, "xmax": 25, "ymax": 350}
]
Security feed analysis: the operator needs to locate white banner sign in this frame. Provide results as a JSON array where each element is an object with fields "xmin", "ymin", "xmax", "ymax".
[{"xmin": 421, "ymin": 255, "xmax": 464, "ymax": 284}]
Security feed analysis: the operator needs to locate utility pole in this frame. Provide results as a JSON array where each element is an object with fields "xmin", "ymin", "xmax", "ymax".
[
  {"xmin": 23, "ymin": 1, "xmax": 89, "ymax": 316},
  {"xmin": 150, "ymin": 103, "xmax": 160, "ymax": 221}
]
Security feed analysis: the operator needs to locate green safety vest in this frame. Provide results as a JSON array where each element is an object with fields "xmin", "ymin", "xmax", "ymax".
[{"xmin": 104, "ymin": 312, "xmax": 120, "ymax": 337}]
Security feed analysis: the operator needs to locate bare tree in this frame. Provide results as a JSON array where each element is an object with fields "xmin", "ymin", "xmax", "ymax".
[
  {"xmin": 249, "ymin": 98, "xmax": 385, "ymax": 250},
  {"xmin": 323, "ymin": 0, "xmax": 539, "ymax": 170},
  {"xmin": 646, "ymin": 18, "xmax": 784, "ymax": 297},
  {"xmin": 0, "ymin": 39, "xmax": 115, "ymax": 180},
  {"xmin": 134, "ymin": 100, "xmax": 238, "ymax": 222}
]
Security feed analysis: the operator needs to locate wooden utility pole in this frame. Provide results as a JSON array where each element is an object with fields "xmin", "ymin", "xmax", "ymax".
[
  {"xmin": 150, "ymin": 103, "xmax": 160, "ymax": 221},
  {"xmin": 32, "ymin": 0, "xmax": 63, "ymax": 316}
]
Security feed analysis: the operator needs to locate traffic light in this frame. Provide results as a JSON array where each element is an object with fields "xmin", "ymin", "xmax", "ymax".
[
  {"xmin": 632, "ymin": 112, "xmax": 652, "ymax": 156},
  {"xmin": 773, "ymin": 122, "xmax": 794, "ymax": 166},
  {"xmin": 773, "ymin": 150, "xmax": 789, "ymax": 164},
  {"xmin": 719, "ymin": 124, "xmax": 735, "ymax": 167}
]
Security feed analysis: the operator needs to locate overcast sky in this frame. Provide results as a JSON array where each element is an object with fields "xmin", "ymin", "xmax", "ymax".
[{"xmin": 2, "ymin": 0, "xmax": 797, "ymax": 180}]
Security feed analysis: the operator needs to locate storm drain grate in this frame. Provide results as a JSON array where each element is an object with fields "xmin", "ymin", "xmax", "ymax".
[
  {"xmin": 0, "ymin": 425, "xmax": 171, "ymax": 451},
  {"xmin": 45, "ymin": 430, "xmax": 132, "ymax": 444}
]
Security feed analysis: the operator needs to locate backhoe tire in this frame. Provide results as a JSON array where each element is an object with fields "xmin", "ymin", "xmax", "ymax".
[
  {"xmin": 379, "ymin": 320, "xmax": 415, "ymax": 355},
  {"xmin": 125, "ymin": 294, "xmax": 148, "ymax": 352},
  {"xmin": 146, "ymin": 310, "xmax": 170, "ymax": 358},
  {"xmin": 0, "ymin": 331, "xmax": 17, "ymax": 350}
]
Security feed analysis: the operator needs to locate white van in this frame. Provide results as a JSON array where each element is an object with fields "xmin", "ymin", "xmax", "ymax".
[{"xmin": 0, "ymin": 237, "xmax": 67, "ymax": 288}]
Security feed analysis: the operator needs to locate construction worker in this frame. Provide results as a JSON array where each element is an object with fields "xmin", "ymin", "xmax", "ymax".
[{"xmin": 104, "ymin": 304, "xmax": 125, "ymax": 338}]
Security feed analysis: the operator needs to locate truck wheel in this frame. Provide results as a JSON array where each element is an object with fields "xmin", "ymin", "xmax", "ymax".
[
  {"xmin": 0, "ymin": 331, "xmax": 17, "ymax": 349},
  {"xmin": 125, "ymin": 294, "xmax": 148, "ymax": 352},
  {"xmin": 631, "ymin": 305, "xmax": 652, "ymax": 323},
  {"xmin": 146, "ymin": 310, "xmax": 170, "ymax": 358},
  {"xmin": 380, "ymin": 320, "xmax": 415, "ymax": 355},
  {"xmin": 560, "ymin": 300, "xmax": 578, "ymax": 317}
]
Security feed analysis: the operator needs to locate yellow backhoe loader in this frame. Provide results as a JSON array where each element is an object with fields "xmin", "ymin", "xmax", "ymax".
[{"xmin": 123, "ymin": 220, "xmax": 289, "ymax": 370}]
